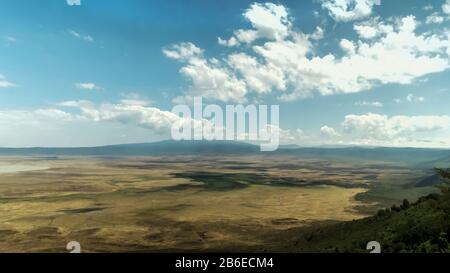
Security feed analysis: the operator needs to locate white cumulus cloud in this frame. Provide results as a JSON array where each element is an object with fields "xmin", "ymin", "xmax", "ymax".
[
  {"xmin": 443, "ymin": 0, "xmax": 450, "ymax": 15},
  {"xmin": 166, "ymin": 2, "xmax": 450, "ymax": 103},
  {"xmin": 59, "ymin": 100, "xmax": 181, "ymax": 132},
  {"xmin": 163, "ymin": 43, "xmax": 248, "ymax": 103},
  {"xmin": 320, "ymin": 0, "xmax": 380, "ymax": 22},
  {"xmin": 217, "ymin": 3, "xmax": 290, "ymax": 46},
  {"xmin": 342, "ymin": 113, "xmax": 450, "ymax": 144},
  {"xmin": 320, "ymin": 125, "xmax": 341, "ymax": 137}
]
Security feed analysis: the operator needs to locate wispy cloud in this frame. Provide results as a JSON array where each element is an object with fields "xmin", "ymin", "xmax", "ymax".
[
  {"xmin": 69, "ymin": 30, "xmax": 94, "ymax": 42},
  {"xmin": 4, "ymin": 36, "xmax": 17, "ymax": 43},
  {"xmin": 66, "ymin": 0, "xmax": 81, "ymax": 6},
  {"xmin": 426, "ymin": 12, "xmax": 445, "ymax": 24},
  {"xmin": 406, "ymin": 93, "xmax": 425, "ymax": 102},
  {"xmin": 75, "ymin": 82, "xmax": 103, "ymax": 90},
  {"xmin": 423, "ymin": 5, "xmax": 433, "ymax": 11},
  {"xmin": 355, "ymin": 101, "xmax": 383, "ymax": 107},
  {"xmin": 0, "ymin": 74, "xmax": 15, "ymax": 88},
  {"xmin": 119, "ymin": 92, "xmax": 153, "ymax": 106}
]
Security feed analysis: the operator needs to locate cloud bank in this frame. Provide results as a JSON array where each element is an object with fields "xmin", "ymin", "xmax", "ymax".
[{"xmin": 165, "ymin": 2, "xmax": 450, "ymax": 103}]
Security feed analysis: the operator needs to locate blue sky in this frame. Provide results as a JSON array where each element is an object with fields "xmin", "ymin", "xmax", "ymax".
[{"xmin": 1, "ymin": 0, "xmax": 450, "ymax": 147}]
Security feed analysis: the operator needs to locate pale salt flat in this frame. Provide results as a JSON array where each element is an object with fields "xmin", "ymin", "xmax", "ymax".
[{"xmin": 0, "ymin": 164, "xmax": 48, "ymax": 174}]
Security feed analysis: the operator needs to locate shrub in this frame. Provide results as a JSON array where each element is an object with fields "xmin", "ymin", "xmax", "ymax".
[{"xmin": 401, "ymin": 199, "xmax": 410, "ymax": 210}]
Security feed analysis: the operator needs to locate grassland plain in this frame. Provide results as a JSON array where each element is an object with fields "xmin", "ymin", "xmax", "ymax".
[{"xmin": 0, "ymin": 155, "xmax": 436, "ymax": 252}]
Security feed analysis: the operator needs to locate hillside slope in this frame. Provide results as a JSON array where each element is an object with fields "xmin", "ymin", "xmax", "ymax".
[
  {"xmin": 276, "ymin": 171, "xmax": 450, "ymax": 253},
  {"xmin": 295, "ymin": 193, "xmax": 450, "ymax": 252}
]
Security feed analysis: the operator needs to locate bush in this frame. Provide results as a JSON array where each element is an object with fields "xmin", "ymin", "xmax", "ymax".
[
  {"xmin": 401, "ymin": 199, "xmax": 410, "ymax": 210},
  {"xmin": 377, "ymin": 209, "xmax": 387, "ymax": 217},
  {"xmin": 437, "ymin": 232, "xmax": 448, "ymax": 252}
]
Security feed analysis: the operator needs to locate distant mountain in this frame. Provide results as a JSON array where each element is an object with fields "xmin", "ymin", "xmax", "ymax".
[
  {"xmin": 1, "ymin": 140, "xmax": 450, "ymax": 166},
  {"xmin": 0, "ymin": 140, "xmax": 260, "ymax": 156},
  {"xmin": 277, "ymin": 146, "xmax": 450, "ymax": 165},
  {"xmin": 278, "ymin": 144, "xmax": 302, "ymax": 149}
]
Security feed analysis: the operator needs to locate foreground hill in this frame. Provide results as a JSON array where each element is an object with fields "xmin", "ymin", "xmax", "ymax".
[{"xmin": 273, "ymin": 169, "xmax": 450, "ymax": 253}]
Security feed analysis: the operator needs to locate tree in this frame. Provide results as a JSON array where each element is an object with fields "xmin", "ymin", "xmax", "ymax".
[
  {"xmin": 435, "ymin": 168, "xmax": 450, "ymax": 181},
  {"xmin": 434, "ymin": 167, "xmax": 450, "ymax": 194},
  {"xmin": 437, "ymin": 232, "xmax": 448, "ymax": 253},
  {"xmin": 401, "ymin": 199, "xmax": 410, "ymax": 210},
  {"xmin": 391, "ymin": 204, "xmax": 401, "ymax": 212}
]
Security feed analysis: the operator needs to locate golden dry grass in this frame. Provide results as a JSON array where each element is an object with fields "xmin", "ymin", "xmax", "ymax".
[{"xmin": 0, "ymin": 155, "xmax": 396, "ymax": 252}]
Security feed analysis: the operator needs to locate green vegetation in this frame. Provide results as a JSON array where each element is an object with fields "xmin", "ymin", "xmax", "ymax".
[
  {"xmin": 172, "ymin": 172, "xmax": 365, "ymax": 191},
  {"xmin": 289, "ymin": 167, "xmax": 450, "ymax": 253}
]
